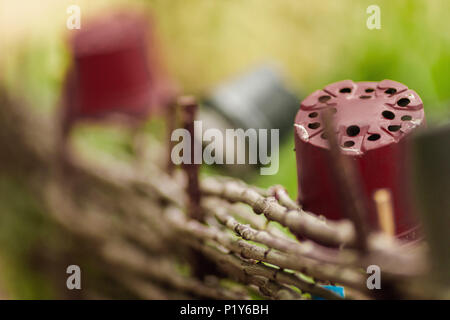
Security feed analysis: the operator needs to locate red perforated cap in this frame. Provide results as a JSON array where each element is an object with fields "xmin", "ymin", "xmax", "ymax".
[
  {"xmin": 294, "ymin": 80, "xmax": 425, "ymax": 240},
  {"xmin": 295, "ymin": 79, "xmax": 425, "ymax": 154}
]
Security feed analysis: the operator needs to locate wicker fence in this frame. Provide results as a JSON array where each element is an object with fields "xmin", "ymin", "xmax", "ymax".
[{"xmin": 0, "ymin": 90, "xmax": 448, "ymax": 300}]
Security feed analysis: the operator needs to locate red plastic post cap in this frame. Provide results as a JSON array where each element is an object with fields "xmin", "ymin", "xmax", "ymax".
[
  {"xmin": 294, "ymin": 80, "xmax": 425, "ymax": 239},
  {"xmin": 66, "ymin": 11, "xmax": 175, "ymax": 120}
]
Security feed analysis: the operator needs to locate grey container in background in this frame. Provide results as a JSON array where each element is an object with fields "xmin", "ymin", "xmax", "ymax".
[
  {"xmin": 198, "ymin": 65, "xmax": 301, "ymax": 174},
  {"xmin": 203, "ymin": 65, "xmax": 300, "ymax": 135}
]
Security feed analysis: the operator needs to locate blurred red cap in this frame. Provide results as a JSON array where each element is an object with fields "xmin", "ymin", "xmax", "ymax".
[
  {"xmin": 294, "ymin": 80, "xmax": 425, "ymax": 240},
  {"xmin": 63, "ymin": 11, "xmax": 177, "ymax": 124}
]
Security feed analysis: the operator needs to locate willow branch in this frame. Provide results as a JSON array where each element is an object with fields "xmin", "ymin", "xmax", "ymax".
[
  {"xmin": 227, "ymin": 203, "xmax": 291, "ymax": 240},
  {"xmin": 205, "ymin": 198, "xmax": 356, "ymax": 265},
  {"xmin": 268, "ymin": 185, "xmax": 302, "ymax": 210},
  {"xmin": 165, "ymin": 206, "xmax": 349, "ymax": 299},
  {"xmin": 205, "ymin": 197, "xmax": 423, "ymax": 276},
  {"xmin": 201, "ymin": 177, "xmax": 356, "ymax": 247},
  {"xmin": 102, "ymin": 241, "xmax": 247, "ymax": 300},
  {"xmin": 189, "ymin": 239, "xmax": 343, "ymax": 300},
  {"xmin": 321, "ymin": 111, "xmax": 370, "ymax": 251}
]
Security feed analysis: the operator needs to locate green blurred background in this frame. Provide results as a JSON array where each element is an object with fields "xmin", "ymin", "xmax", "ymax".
[{"xmin": 0, "ymin": 0, "xmax": 449, "ymax": 298}]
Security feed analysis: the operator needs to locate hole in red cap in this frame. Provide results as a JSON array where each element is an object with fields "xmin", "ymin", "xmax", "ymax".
[
  {"xmin": 388, "ymin": 125, "xmax": 401, "ymax": 132},
  {"xmin": 397, "ymin": 98, "xmax": 410, "ymax": 107},
  {"xmin": 343, "ymin": 141, "xmax": 355, "ymax": 147},
  {"xmin": 360, "ymin": 95, "xmax": 371, "ymax": 99},
  {"xmin": 382, "ymin": 110, "xmax": 395, "ymax": 120},
  {"xmin": 346, "ymin": 125, "xmax": 360, "ymax": 137},
  {"xmin": 308, "ymin": 122, "xmax": 321, "ymax": 129},
  {"xmin": 401, "ymin": 115, "xmax": 412, "ymax": 121},
  {"xmin": 339, "ymin": 88, "xmax": 352, "ymax": 93},
  {"xmin": 368, "ymin": 134, "xmax": 381, "ymax": 141},
  {"xmin": 308, "ymin": 112, "xmax": 318, "ymax": 118},
  {"xmin": 320, "ymin": 132, "xmax": 328, "ymax": 139},
  {"xmin": 385, "ymin": 88, "xmax": 397, "ymax": 94},
  {"xmin": 365, "ymin": 88, "xmax": 374, "ymax": 93},
  {"xmin": 318, "ymin": 95, "xmax": 331, "ymax": 103}
]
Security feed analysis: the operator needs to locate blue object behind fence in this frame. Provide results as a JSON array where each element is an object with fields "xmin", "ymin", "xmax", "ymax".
[{"xmin": 312, "ymin": 285, "xmax": 345, "ymax": 300}]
